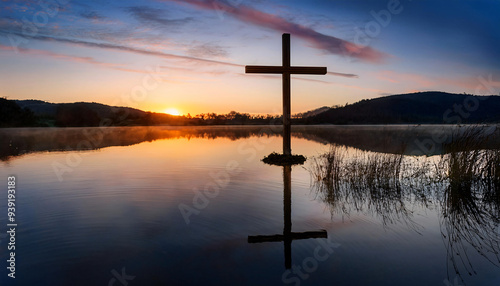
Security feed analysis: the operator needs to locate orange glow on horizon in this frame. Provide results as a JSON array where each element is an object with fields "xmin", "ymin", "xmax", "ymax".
[{"xmin": 163, "ymin": 108, "xmax": 182, "ymax": 116}]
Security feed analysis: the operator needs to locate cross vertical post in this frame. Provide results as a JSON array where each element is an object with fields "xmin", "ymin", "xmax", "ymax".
[
  {"xmin": 245, "ymin": 33, "xmax": 327, "ymax": 156},
  {"xmin": 282, "ymin": 34, "xmax": 291, "ymax": 155}
]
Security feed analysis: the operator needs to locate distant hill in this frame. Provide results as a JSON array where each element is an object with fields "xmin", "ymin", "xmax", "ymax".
[
  {"xmin": 10, "ymin": 99, "xmax": 184, "ymax": 127},
  {"xmin": 308, "ymin": 92, "xmax": 500, "ymax": 124},
  {"xmin": 3, "ymin": 91, "xmax": 500, "ymax": 128},
  {"xmin": 16, "ymin": 99, "xmax": 147, "ymax": 117},
  {"xmin": 15, "ymin": 100, "xmax": 58, "ymax": 117},
  {"xmin": 293, "ymin": 106, "xmax": 330, "ymax": 118},
  {"xmin": 0, "ymin": 98, "xmax": 37, "ymax": 127}
]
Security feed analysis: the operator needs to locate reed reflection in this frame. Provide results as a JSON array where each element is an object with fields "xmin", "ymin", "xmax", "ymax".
[
  {"xmin": 311, "ymin": 131, "xmax": 500, "ymax": 281},
  {"xmin": 438, "ymin": 128, "xmax": 500, "ymax": 282},
  {"xmin": 311, "ymin": 145, "xmax": 430, "ymax": 229}
]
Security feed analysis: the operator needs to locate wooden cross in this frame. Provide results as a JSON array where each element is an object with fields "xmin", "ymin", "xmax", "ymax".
[
  {"xmin": 245, "ymin": 33, "xmax": 327, "ymax": 155},
  {"xmin": 248, "ymin": 165, "xmax": 327, "ymax": 269}
]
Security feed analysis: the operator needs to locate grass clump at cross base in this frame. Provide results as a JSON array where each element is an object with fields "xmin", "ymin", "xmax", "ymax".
[{"xmin": 262, "ymin": 152, "xmax": 306, "ymax": 166}]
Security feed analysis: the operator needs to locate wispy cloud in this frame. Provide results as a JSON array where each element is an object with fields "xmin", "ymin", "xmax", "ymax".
[
  {"xmin": 374, "ymin": 70, "xmax": 500, "ymax": 94},
  {"xmin": 0, "ymin": 43, "xmax": 153, "ymax": 74},
  {"xmin": 239, "ymin": 73, "xmax": 333, "ymax": 85},
  {"xmin": 187, "ymin": 42, "xmax": 228, "ymax": 58},
  {"xmin": 168, "ymin": 0, "xmax": 387, "ymax": 63},
  {"xmin": 244, "ymin": 74, "xmax": 382, "ymax": 94},
  {"xmin": 125, "ymin": 6, "xmax": 193, "ymax": 28},
  {"xmin": 0, "ymin": 31, "xmax": 356, "ymax": 78},
  {"xmin": 80, "ymin": 10, "xmax": 106, "ymax": 21},
  {"xmin": 328, "ymin": 71, "xmax": 358, "ymax": 78},
  {"xmin": 1, "ymin": 32, "xmax": 242, "ymax": 67},
  {"xmin": 376, "ymin": 70, "xmax": 434, "ymax": 87}
]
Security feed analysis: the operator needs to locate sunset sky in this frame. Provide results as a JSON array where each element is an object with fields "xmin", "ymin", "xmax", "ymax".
[{"xmin": 0, "ymin": 0, "xmax": 499, "ymax": 115}]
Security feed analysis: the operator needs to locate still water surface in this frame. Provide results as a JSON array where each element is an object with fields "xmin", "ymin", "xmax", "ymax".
[{"xmin": 0, "ymin": 125, "xmax": 499, "ymax": 285}]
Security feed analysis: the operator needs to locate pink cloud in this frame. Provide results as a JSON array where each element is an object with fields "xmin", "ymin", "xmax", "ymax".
[
  {"xmin": 439, "ymin": 77, "xmax": 484, "ymax": 91},
  {"xmin": 376, "ymin": 70, "xmax": 435, "ymax": 87},
  {"xmin": 169, "ymin": 0, "xmax": 387, "ymax": 63},
  {"xmin": 238, "ymin": 73, "xmax": 381, "ymax": 93},
  {"xmin": 0, "ymin": 44, "xmax": 150, "ymax": 74},
  {"xmin": 375, "ymin": 70, "xmax": 500, "ymax": 95}
]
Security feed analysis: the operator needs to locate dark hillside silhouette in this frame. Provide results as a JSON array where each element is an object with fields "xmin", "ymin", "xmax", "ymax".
[
  {"xmin": 55, "ymin": 103, "xmax": 102, "ymax": 127},
  {"xmin": 0, "ymin": 98, "xmax": 36, "ymax": 127},
  {"xmin": 3, "ymin": 91, "xmax": 500, "ymax": 127},
  {"xmin": 309, "ymin": 92, "xmax": 500, "ymax": 124}
]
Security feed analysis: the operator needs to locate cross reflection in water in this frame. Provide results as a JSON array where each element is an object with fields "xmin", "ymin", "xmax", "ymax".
[{"xmin": 248, "ymin": 165, "xmax": 327, "ymax": 269}]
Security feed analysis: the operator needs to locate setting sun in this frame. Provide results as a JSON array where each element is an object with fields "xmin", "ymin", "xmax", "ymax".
[{"xmin": 164, "ymin": 108, "xmax": 182, "ymax": 116}]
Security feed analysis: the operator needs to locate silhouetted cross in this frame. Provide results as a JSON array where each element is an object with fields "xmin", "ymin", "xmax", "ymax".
[
  {"xmin": 248, "ymin": 165, "xmax": 327, "ymax": 269},
  {"xmin": 245, "ymin": 33, "xmax": 327, "ymax": 155}
]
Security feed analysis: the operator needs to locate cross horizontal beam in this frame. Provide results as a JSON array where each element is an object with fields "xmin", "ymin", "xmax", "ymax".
[
  {"xmin": 245, "ymin": 66, "xmax": 327, "ymax": 75},
  {"xmin": 248, "ymin": 230, "xmax": 327, "ymax": 243}
]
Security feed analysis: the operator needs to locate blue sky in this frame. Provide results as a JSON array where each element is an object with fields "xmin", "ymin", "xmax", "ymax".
[{"xmin": 0, "ymin": 0, "xmax": 499, "ymax": 114}]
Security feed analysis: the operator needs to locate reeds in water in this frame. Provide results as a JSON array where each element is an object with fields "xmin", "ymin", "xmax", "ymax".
[
  {"xmin": 310, "ymin": 125, "xmax": 500, "ymax": 282},
  {"xmin": 311, "ymin": 145, "xmax": 422, "ymax": 226}
]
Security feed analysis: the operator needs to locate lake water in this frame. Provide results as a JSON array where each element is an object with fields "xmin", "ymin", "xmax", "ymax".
[{"xmin": 0, "ymin": 125, "xmax": 499, "ymax": 286}]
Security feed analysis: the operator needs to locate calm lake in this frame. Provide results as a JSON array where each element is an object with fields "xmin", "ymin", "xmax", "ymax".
[{"xmin": 1, "ymin": 125, "xmax": 499, "ymax": 286}]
